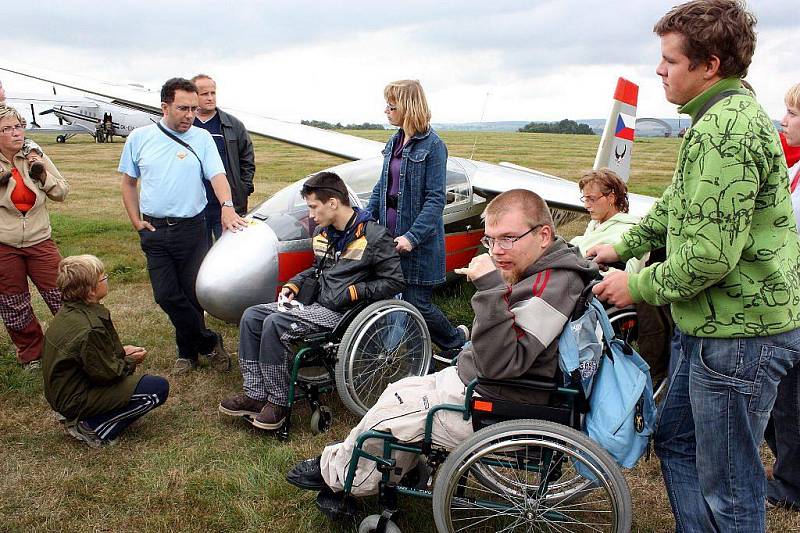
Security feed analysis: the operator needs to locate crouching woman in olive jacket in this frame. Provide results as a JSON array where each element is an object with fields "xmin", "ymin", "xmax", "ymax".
[{"xmin": 42, "ymin": 255, "xmax": 169, "ymax": 447}]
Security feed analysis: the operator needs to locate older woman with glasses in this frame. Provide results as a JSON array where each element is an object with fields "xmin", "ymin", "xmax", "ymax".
[
  {"xmin": 0, "ymin": 105, "xmax": 69, "ymax": 369},
  {"xmin": 570, "ymin": 168, "xmax": 643, "ymax": 273},
  {"xmin": 367, "ymin": 80, "xmax": 467, "ymax": 356}
]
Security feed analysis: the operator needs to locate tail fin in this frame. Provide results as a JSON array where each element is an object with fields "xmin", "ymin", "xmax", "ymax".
[{"xmin": 593, "ymin": 78, "xmax": 638, "ymax": 183}]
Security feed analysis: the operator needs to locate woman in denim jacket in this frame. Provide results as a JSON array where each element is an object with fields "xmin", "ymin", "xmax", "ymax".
[{"xmin": 367, "ymin": 80, "xmax": 467, "ymax": 354}]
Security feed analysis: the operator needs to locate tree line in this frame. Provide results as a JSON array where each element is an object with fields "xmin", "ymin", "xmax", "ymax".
[
  {"xmin": 519, "ymin": 119, "xmax": 595, "ymax": 135},
  {"xmin": 301, "ymin": 120, "xmax": 385, "ymax": 130}
]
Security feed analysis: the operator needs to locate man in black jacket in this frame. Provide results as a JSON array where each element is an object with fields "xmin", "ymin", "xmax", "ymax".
[
  {"xmin": 219, "ymin": 171, "xmax": 404, "ymax": 430},
  {"xmin": 192, "ymin": 74, "xmax": 256, "ymax": 245}
]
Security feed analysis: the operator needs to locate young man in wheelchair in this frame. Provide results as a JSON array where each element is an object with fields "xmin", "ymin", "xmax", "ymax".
[
  {"xmin": 218, "ymin": 171, "xmax": 404, "ymax": 430},
  {"xmin": 287, "ymin": 189, "xmax": 598, "ymax": 500}
]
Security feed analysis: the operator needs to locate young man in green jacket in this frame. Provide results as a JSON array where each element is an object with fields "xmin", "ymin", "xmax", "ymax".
[
  {"xmin": 590, "ymin": 1, "xmax": 800, "ymax": 531},
  {"xmin": 42, "ymin": 255, "xmax": 169, "ymax": 448}
]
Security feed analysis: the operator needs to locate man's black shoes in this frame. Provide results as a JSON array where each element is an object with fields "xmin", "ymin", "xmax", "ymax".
[{"xmin": 286, "ymin": 456, "xmax": 325, "ymax": 490}]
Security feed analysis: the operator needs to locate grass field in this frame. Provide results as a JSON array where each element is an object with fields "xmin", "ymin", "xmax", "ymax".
[{"xmin": 1, "ymin": 130, "xmax": 797, "ymax": 532}]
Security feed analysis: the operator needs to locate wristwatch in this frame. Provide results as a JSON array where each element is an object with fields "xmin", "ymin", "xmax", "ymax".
[{"xmin": 222, "ymin": 200, "xmax": 234, "ymax": 208}]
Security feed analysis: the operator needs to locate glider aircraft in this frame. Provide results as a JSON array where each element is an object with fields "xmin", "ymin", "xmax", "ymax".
[{"xmin": 0, "ymin": 62, "xmax": 654, "ymax": 323}]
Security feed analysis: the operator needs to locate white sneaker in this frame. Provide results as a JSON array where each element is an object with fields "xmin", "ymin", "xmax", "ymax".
[{"xmin": 457, "ymin": 324, "xmax": 470, "ymax": 342}]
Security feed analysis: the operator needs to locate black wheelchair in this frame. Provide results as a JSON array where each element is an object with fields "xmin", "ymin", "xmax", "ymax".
[
  {"xmin": 325, "ymin": 289, "xmax": 633, "ymax": 532},
  {"xmin": 278, "ymin": 298, "xmax": 433, "ymax": 440}
]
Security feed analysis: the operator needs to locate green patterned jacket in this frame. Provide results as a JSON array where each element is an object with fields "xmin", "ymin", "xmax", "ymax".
[{"xmin": 614, "ymin": 78, "xmax": 800, "ymax": 338}]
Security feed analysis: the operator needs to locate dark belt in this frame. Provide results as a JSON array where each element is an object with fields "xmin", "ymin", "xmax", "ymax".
[
  {"xmin": 142, "ymin": 212, "xmax": 203, "ymax": 228},
  {"xmin": 386, "ymin": 194, "xmax": 399, "ymax": 209}
]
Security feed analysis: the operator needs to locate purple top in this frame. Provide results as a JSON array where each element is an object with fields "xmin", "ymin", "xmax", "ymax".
[{"xmin": 386, "ymin": 129, "xmax": 405, "ymax": 235}]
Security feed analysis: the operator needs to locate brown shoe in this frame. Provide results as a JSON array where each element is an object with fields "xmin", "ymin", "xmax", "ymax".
[
  {"xmin": 218, "ymin": 393, "xmax": 265, "ymax": 417},
  {"xmin": 250, "ymin": 401, "xmax": 288, "ymax": 430},
  {"xmin": 203, "ymin": 333, "xmax": 231, "ymax": 372}
]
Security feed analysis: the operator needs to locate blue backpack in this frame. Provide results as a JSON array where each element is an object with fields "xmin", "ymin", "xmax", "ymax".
[{"xmin": 559, "ymin": 298, "xmax": 657, "ymax": 469}]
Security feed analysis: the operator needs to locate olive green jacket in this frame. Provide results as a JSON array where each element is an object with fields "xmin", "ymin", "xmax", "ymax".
[
  {"xmin": 42, "ymin": 301, "xmax": 139, "ymax": 421},
  {"xmin": 615, "ymin": 78, "xmax": 800, "ymax": 338}
]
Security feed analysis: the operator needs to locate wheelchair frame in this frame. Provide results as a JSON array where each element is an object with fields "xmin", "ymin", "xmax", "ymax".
[
  {"xmin": 334, "ymin": 376, "xmax": 630, "ymax": 532},
  {"xmin": 277, "ymin": 299, "xmax": 432, "ymax": 440}
]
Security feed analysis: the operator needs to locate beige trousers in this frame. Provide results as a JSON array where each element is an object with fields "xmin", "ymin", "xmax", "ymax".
[{"xmin": 320, "ymin": 366, "xmax": 474, "ymax": 496}]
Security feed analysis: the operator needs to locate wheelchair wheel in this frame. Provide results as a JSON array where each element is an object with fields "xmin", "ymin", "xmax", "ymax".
[
  {"xmin": 607, "ymin": 306, "xmax": 638, "ymax": 346},
  {"xmin": 336, "ymin": 300, "xmax": 431, "ymax": 416},
  {"xmin": 432, "ymin": 419, "xmax": 632, "ymax": 532},
  {"xmin": 310, "ymin": 406, "xmax": 332, "ymax": 434}
]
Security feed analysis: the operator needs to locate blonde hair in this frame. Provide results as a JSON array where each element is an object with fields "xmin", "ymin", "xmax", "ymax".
[
  {"xmin": 384, "ymin": 80, "xmax": 431, "ymax": 138},
  {"xmin": 786, "ymin": 83, "xmax": 800, "ymax": 110},
  {"xmin": 0, "ymin": 105, "xmax": 25, "ymax": 125},
  {"xmin": 57, "ymin": 255, "xmax": 105, "ymax": 302},
  {"xmin": 190, "ymin": 73, "xmax": 214, "ymax": 85},
  {"xmin": 482, "ymin": 189, "xmax": 555, "ymax": 235}
]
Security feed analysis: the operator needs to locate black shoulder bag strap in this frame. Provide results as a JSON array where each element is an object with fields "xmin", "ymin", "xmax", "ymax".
[
  {"xmin": 693, "ymin": 89, "xmax": 748, "ymax": 124},
  {"xmin": 156, "ymin": 122, "xmax": 204, "ymax": 177}
]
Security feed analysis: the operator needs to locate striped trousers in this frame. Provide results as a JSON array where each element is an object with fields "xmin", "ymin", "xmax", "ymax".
[{"xmin": 83, "ymin": 375, "xmax": 169, "ymax": 441}]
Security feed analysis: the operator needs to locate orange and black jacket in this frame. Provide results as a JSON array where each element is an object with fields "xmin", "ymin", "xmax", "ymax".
[{"xmin": 285, "ymin": 213, "xmax": 405, "ymax": 312}]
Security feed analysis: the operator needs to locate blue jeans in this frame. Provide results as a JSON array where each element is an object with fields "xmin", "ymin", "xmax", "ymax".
[
  {"xmin": 402, "ymin": 285, "xmax": 465, "ymax": 351},
  {"xmin": 655, "ymin": 329, "xmax": 800, "ymax": 532}
]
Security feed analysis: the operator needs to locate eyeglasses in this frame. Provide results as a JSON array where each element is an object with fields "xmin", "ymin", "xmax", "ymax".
[
  {"xmin": 174, "ymin": 105, "xmax": 199, "ymax": 113},
  {"xmin": 481, "ymin": 225, "xmax": 542, "ymax": 250},
  {"xmin": 385, "ymin": 103, "xmax": 397, "ymax": 112},
  {"xmin": 0, "ymin": 124, "xmax": 24, "ymax": 135},
  {"xmin": 99, "ymin": 275, "xmax": 109, "ymax": 283},
  {"xmin": 580, "ymin": 192, "xmax": 610, "ymax": 204}
]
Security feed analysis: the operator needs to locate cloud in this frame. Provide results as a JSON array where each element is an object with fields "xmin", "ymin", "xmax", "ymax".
[{"xmin": 0, "ymin": 0, "xmax": 797, "ymax": 122}]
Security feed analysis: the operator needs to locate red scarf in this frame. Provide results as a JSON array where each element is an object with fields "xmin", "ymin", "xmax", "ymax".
[{"xmin": 781, "ymin": 132, "xmax": 800, "ymax": 168}]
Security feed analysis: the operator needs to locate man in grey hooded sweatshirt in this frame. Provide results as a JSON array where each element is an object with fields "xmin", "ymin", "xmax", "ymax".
[{"xmin": 287, "ymin": 188, "xmax": 598, "ymax": 498}]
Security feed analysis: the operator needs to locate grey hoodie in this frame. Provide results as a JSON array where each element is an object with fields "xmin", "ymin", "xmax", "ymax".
[{"xmin": 457, "ymin": 237, "xmax": 598, "ymax": 403}]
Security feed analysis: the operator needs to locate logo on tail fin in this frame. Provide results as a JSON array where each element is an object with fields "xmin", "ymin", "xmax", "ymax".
[{"xmin": 614, "ymin": 144, "xmax": 627, "ymax": 164}]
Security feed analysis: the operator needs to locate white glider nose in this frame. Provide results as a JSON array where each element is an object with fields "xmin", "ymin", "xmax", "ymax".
[{"xmin": 196, "ymin": 220, "xmax": 279, "ymax": 323}]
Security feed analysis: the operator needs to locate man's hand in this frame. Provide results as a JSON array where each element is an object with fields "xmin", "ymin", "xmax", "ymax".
[
  {"xmin": 134, "ymin": 219, "xmax": 156, "ymax": 232},
  {"xmin": 279, "ymin": 286, "xmax": 295, "ymax": 302},
  {"xmin": 454, "ymin": 253, "xmax": 496, "ymax": 281},
  {"xmin": 123, "ymin": 345, "xmax": 147, "ymax": 364},
  {"xmin": 585, "ymin": 244, "xmax": 620, "ymax": 266},
  {"xmin": 394, "ymin": 235, "xmax": 413, "ymax": 253},
  {"xmin": 221, "ymin": 206, "xmax": 247, "ymax": 232},
  {"xmin": 592, "ymin": 271, "xmax": 634, "ymax": 307}
]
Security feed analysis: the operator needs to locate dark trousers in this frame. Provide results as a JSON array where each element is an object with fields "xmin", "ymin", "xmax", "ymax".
[
  {"xmin": 203, "ymin": 204, "xmax": 222, "ymax": 248},
  {"xmin": 138, "ymin": 215, "xmax": 216, "ymax": 360},
  {"xmin": 83, "ymin": 375, "xmax": 169, "ymax": 441},
  {"xmin": 765, "ymin": 362, "xmax": 800, "ymax": 509},
  {"xmin": 402, "ymin": 284, "xmax": 465, "ymax": 351}
]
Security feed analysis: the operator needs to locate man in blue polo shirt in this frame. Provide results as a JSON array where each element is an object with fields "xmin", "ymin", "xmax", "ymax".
[{"xmin": 119, "ymin": 77, "xmax": 246, "ymax": 375}]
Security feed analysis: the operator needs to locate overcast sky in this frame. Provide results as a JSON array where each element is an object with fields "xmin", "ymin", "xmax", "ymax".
[{"xmin": 0, "ymin": 0, "xmax": 796, "ymax": 124}]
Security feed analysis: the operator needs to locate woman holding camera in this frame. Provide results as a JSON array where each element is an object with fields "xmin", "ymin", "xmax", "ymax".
[{"xmin": 0, "ymin": 105, "xmax": 69, "ymax": 369}]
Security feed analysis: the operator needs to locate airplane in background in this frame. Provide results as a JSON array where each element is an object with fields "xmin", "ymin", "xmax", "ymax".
[
  {"xmin": 6, "ymin": 89, "xmax": 156, "ymax": 143},
  {"xmin": 0, "ymin": 62, "xmax": 654, "ymax": 323}
]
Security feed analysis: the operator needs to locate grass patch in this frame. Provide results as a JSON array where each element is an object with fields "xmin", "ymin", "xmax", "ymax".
[{"xmin": 2, "ymin": 131, "xmax": 797, "ymax": 532}]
